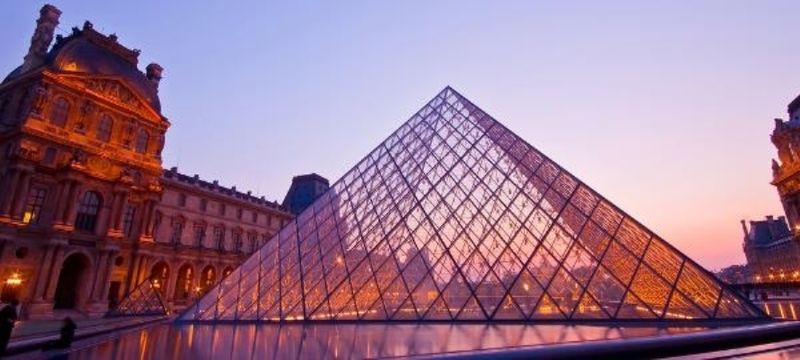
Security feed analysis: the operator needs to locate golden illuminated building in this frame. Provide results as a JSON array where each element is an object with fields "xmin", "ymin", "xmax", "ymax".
[
  {"xmin": 0, "ymin": 5, "xmax": 295, "ymax": 319},
  {"xmin": 743, "ymin": 93, "xmax": 800, "ymax": 282}
]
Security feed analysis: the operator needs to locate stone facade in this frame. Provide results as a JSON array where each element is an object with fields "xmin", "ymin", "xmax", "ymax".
[
  {"xmin": 742, "ymin": 92, "xmax": 800, "ymax": 282},
  {"xmin": 0, "ymin": 6, "xmax": 294, "ymax": 319}
]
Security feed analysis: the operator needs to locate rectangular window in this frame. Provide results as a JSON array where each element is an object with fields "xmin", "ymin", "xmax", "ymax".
[
  {"xmin": 194, "ymin": 224, "xmax": 206, "ymax": 247},
  {"xmin": 237, "ymin": 208, "xmax": 243, "ymax": 220},
  {"xmin": 251, "ymin": 212, "xmax": 257, "ymax": 223},
  {"xmin": 170, "ymin": 219, "xmax": 184, "ymax": 244},
  {"xmin": 214, "ymin": 226, "xmax": 225, "ymax": 250},
  {"xmin": 200, "ymin": 199, "xmax": 208, "ymax": 212},
  {"xmin": 122, "ymin": 205, "xmax": 136, "ymax": 237},
  {"xmin": 233, "ymin": 232, "xmax": 242, "ymax": 252},
  {"xmin": 219, "ymin": 203, "xmax": 226, "ymax": 216},
  {"xmin": 178, "ymin": 193, "xmax": 187, "ymax": 207},
  {"xmin": 23, "ymin": 187, "xmax": 47, "ymax": 224}
]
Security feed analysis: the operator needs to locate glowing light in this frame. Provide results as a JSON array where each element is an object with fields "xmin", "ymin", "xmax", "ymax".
[
  {"xmin": 523, "ymin": 283, "xmax": 530, "ymax": 292},
  {"xmin": 5, "ymin": 273, "xmax": 22, "ymax": 286}
]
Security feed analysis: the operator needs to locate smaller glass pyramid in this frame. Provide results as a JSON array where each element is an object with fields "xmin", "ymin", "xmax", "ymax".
[
  {"xmin": 107, "ymin": 279, "xmax": 168, "ymax": 317},
  {"xmin": 180, "ymin": 87, "xmax": 764, "ymax": 322}
]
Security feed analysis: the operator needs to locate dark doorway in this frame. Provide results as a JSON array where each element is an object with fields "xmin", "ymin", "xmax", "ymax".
[
  {"xmin": 53, "ymin": 253, "xmax": 90, "ymax": 309},
  {"xmin": 108, "ymin": 281, "xmax": 121, "ymax": 310}
]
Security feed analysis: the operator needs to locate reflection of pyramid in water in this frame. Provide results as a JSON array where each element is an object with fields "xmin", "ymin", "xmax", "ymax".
[
  {"xmin": 107, "ymin": 279, "xmax": 168, "ymax": 317},
  {"xmin": 181, "ymin": 87, "xmax": 763, "ymax": 322}
]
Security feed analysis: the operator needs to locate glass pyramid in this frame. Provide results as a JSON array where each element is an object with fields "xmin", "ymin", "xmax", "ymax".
[
  {"xmin": 107, "ymin": 279, "xmax": 168, "ymax": 317},
  {"xmin": 180, "ymin": 87, "xmax": 763, "ymax": 322}
]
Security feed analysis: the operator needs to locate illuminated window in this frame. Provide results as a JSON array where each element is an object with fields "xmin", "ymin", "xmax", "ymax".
[
  {"xmin": 50, "ymin": 97, "xmax": 70, "ymax": 127},
  {"xmin": 122, "ymin": 205, "xmax": 136, "ymax": 238},
  {"xmin": 135, "ymin": 129, "xmax": 149, "ymax": 154},
  {"xmin": 22, "ymin": 187, "xmax": 47, "ymax": 225},
  {"xmin": 96, "ymin": 114, "xmax": 113, "ymax": 142},
  {"xmin": 75, "ymin": 191, "xmax": 102, "ymax": 232}
]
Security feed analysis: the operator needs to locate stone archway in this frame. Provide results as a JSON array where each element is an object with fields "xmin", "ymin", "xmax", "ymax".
[
  {"xmin": 174, "ymin": 264, "xmax": 194, "ymax": 300},
  {"xmin": 149, "ymin": 261, "xmax": 170, "ymax": 296},
  {"xmin": 199, "ymin": 265, "xmax": 216, "ymax": 295},
  {"xmin": 53, "ymin": 253, "xmax": 91, "ymax": 310}
]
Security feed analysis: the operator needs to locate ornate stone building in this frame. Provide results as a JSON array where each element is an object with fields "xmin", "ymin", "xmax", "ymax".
[
  {"xmin": 743, "ymin": 93, "xmax": 800, "ymax": 282},
  {"xmin": 0, "ymin": 5, "xmax": 294, "ymax": 319}
]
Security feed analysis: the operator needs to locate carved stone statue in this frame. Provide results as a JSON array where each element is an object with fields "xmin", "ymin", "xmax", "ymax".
[
  {"xmin": 22, "ymin": 5, "xmax": 62, "ymax": 72},
  {"xmin": 30, "ymin": 83, "xmax": 49, "ymax": 116},
  {"xmin": 69, "ymin": 149, "xmax": 87, "ymax": 168},
  {"xmin": 74, "ymin": 100, "xmax": 94, "ymax": 132},
  {"xmin": 773, "ymin": 159, "xmax": 782, "ymax": 178}
]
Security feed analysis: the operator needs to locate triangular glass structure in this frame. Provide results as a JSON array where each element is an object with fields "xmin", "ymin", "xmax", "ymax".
[
  {"xmin": 180, "ymin": 87, "xmax": 764, "ymax": 322},
  {"xmin": 107, "ymin": 279, "xmax": 168, "ymax": 317}
]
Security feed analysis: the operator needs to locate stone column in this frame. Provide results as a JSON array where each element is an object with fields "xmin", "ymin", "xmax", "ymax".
[
  {"xmin": 89, "ymin": 250, "xmax": 110, "ymax": 301},
  {"xmin": 114, "ymin": 192, "xmax": 129, "ymax": 231},
  {"xmin": 0, "ymin": 168, "xmax": 21, "ymax": 218},
  {"xmin": 44, "ymin": 247, "xmax": 67, "ymax": 300},
  {"xmin": 86, "ymin": 249, "xmax": 113, "ymax": 316},
  {"xmin": 101, "ymin": 251, "xmax": 116, "ymax": 300},
  {"xmin": 10, "ymin": 169, "xmax": 32, "ymax": 221},
  {"xmin": 124, "ymin": 253, "xmax": 140, "ymax": 294},
  {"xmin": 27, "ymin": 242, "xmax": 64, "ymax": 319},
  {"xmin": 32, "ymin": 245, "xmax": 57, "ymax": 301},
  {"xmin": 63, "ymin": 181, "xmax": 83, "ymax": 228},
  {"xmin": 52, "ymin": 180, "xmax": 70, "ymax": 225},
  {"xmin": 140, "ymin": 200, "xmax": 156, "ymax": 242},
  {"xmin": 106, "ymin": 191, "xmax": 127, "ymax": 238}
]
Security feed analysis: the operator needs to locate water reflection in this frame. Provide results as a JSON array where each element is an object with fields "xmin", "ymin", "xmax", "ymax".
[{"xmin": 67, "ymin": 323, "xmax": 707, "ymax": 359}]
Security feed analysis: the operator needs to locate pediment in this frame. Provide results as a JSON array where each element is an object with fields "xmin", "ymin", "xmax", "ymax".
[{"xmin": 52, "ymin": 73, "xmax": 164, "ymax": 124}]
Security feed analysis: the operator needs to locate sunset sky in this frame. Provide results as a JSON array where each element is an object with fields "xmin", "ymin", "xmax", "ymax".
[{"xmin": 3, "ymin": 1, "xmax": 799, "ymax": 270}]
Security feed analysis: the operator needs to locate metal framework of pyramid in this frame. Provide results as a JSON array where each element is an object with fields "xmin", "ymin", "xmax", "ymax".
[
  {"xmin": 180, "ymin": 87, "xmax": 763, "ymax": 322},
  {"xmin": 107, "ymin": 279, "xmax": 168, "ymax": 317}
]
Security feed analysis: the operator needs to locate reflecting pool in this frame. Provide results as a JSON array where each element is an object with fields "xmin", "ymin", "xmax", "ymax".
[{"xmin": 64, "ymin": 323, "xmax": 709, "ymax": 359}]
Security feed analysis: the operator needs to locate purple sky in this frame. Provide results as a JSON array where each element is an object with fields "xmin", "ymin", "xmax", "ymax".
[{"xmin": 2, "ymin": 1, "xmax": 799, "ymax": 270}]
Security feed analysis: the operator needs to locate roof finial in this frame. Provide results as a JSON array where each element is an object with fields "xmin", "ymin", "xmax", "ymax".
[{"xmin": 22, "ymin": 4, "xmax": 61, "ymax": 72}]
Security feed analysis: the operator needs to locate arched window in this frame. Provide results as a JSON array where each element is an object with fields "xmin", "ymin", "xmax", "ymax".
[
  {"xmin": 96, "ymin": 114, "xmax": 113, "ymax": 142},
  {"xmin": 75, "ymin": 191, "xmax": 102, "ymax": 232},
  {"xmin": 135, "ymin": 129, "xmax": 149, "ymax": 154},
  {"xmin": 175, "ymin": 264, "xmax": 194, "ymax": 300},
  {"xmin": 199, "ymin": 266, "xmax": 215, "ymax": 294},
  {"xmin": 50, "ymin": 97, "xmax": 70, "ymax": 127}
]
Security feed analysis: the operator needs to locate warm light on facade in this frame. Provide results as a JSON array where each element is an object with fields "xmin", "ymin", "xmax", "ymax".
[{"xmin": 5, "ymin": 272, "xmax": 23, "ymax": 286}]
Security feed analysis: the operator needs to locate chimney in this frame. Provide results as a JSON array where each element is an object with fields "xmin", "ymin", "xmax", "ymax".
[
  {"xmin": 22, "ymin": 4, "xmax": 61, "ymax": 72},
  {"xmin": 740, "ymin": 220, "xmax": 748, "ymax": 237},
  {"xmin": 146, "ymin": 63, "xmax": 163, "ymax": 90}
]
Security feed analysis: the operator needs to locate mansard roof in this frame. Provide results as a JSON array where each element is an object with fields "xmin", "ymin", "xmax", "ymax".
[
  {"xmin": 745, "ymin": 216, "xmax": 792, "ymax": 248},
  {"xmin": 161, "ymin": 166, "xmax": 289, "ymax": 213},
  {"xmin": 3, "ymin": 21, "xmax": 162, "ymax": 112}
]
